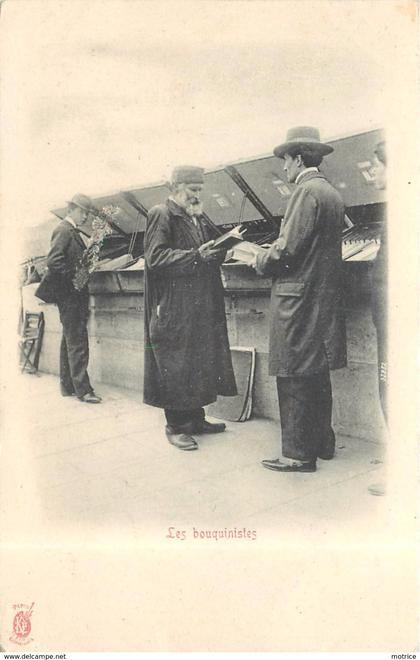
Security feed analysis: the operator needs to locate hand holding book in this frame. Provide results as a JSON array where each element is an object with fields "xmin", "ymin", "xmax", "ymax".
[
  {"xmin": 198, "ymin": 240, "xmax": 225, "ymax": 263},
  {"xmin": 199, "ymin": 225, "xmax": 268, "ymax": 267},
  {"xmin": 198, "ymin": 226, "xmax": 247, "ymax": 263},
  {"xmin": 212, "ymin": 225, "xmax": 247, "ymax": 250},
  {"xmin": 229, "ymin": 241, "xmax": 268, "ymax": 267}
]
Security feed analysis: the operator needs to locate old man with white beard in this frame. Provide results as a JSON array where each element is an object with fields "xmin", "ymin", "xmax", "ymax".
[{"xmin": 143, "ymin": 166, "xmax": 237, "ymax": 451}]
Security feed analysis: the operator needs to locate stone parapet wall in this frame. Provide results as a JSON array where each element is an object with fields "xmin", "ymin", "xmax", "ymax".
[{"xmin": 22, "ymin": 261, "xmax": 384, "ymax": 442}]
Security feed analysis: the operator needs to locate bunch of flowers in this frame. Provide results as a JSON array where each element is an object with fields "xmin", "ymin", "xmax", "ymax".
[{"xmin": 72, "ymin": 206, "xmax": 117, "ymax": 291}]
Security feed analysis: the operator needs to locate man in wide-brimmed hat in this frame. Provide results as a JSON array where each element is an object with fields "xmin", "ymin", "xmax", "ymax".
[
  {"xmin": 36, "ymin": 193, "xmax": 102, "ymax": 403},
  {"xmin": 253, "ymin": 126, "xmax": 347, "ymax": 472},
  {"xmin": 143, "ymin": 166, "xmax": 237, "ymax": 451}
]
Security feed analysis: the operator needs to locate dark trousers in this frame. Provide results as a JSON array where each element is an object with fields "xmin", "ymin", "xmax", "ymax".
[
  {"xmin": 57, "ymin": 293, "xmax": 92, "ymax": 398},
  {"xmin": 164, "ymin": 408, "xmax": 205, "ymax": 433},
  {"xmin": 277, "ymin": 371, "xmax": 335, "ymax": 462}
]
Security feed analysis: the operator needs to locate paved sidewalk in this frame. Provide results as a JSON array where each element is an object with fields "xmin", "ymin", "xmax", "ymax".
[{"xmin": 8, "ymin": 371, "xmax": 387, "ymax": 543}]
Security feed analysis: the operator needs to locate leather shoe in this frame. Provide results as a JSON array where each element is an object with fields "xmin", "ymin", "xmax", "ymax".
[
  {"xmin": 79, "ymin": 392, "xmax": 102, "ymax": 403},
  {"xmin": 61, "ymin": 391, "xmax": 75, "ymax": 397},
  {"xmin": 194, "ymin": 420, "xmax": 226, "ymax": 434},
  {"xmin": 261, "ymin": 458, "xmax": 317, "ymax": 473},
  {"xmin": 165, "ymin": 427, "xmax": 198, "ymax": 451},
  {"xmin": 318, "ymin": 451, "xmax": 335, "ymax": 460}
]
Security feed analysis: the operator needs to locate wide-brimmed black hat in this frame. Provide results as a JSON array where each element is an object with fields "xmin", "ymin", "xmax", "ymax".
[{"xmin": 274, "ymin": 126, "xmax": 334, "ymax": 159}]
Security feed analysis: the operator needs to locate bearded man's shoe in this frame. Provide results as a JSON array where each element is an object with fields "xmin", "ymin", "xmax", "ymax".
[
  {"xmin": 165, "ymin": 426, "xmax": 198, "ymax": 451},
  {"xmin": 194, "ymin": 420, "xmax": 226, "ymax": 434},
  {"xmin": 318, "ymin": 429, "xmax": 336, "ymax": 460},
  {"xmin": 318, "ymin": 451, "xmax": 335, "ymax": 460}
]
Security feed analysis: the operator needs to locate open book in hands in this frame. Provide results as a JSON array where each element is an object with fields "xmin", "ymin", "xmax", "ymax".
[{"xmin": 212, "ymin": 225, "xmax": 247, "ymax": 250}]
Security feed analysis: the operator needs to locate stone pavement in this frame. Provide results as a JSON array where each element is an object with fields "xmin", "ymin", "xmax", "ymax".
[
  {"xmin": 4, "ymin": 371, "xmax": 389, "ymax": 545},
  {"xmin": 4, "ymin": 372, "xmax": 414, "ymax": 653}
]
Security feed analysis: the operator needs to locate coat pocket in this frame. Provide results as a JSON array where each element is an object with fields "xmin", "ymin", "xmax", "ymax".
[{"xmin": 274, "ymin": 282, "xmax": 305, "ymax": 297}]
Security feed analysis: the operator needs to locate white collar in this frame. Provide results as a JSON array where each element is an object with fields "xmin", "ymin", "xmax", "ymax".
[
  {"xmin": 296, "ymin": 167, "xmax": 319, "ymax": 184},
  {"xmin": 64, "ymin": 215, "xmax": 77, "ymax": 229}
]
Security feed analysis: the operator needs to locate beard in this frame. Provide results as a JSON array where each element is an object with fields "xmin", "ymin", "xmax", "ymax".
[{"xmin": 185, "ymin": 201, "xmax": 203, "ymax": 217}]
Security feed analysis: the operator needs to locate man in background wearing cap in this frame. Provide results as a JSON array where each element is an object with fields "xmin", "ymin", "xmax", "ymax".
[
  {"xmin": 37, "ymin": 194, "xmax": 102, "ymax": 403},
  {"xmin": 253, "ymin": 127, "xmax": 347, "ymax": 473},
  {"xmin": 143, "ymin": 166, "xmax": 237, "ymax": 451}
]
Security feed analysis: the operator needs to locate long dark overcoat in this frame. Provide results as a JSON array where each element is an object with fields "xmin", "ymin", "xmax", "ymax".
[
  {"xmin": 256, "ymin": 170, "xmax": 347, "ymax": 376},
  {"xmin": 143, "ymin": 199, "xmax": 237, "ymax": 410}
]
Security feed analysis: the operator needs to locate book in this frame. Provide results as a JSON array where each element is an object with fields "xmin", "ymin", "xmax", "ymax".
[
  {"xmin": 212, "ymin": 225, "xmax": 247, "ymax": 250},
  {"xmin": 229, "ymin": 240, "xmax": 268, "ymax": 266}
]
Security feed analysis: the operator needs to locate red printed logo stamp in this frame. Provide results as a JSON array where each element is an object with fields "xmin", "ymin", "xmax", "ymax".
[{"xmin": 9, "ymin": 602, "xmax": 35, "ymax": 646}]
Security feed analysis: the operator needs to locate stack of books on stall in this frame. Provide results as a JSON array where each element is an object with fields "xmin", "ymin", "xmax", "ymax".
[{"xmin": 207, "ymin": 346, "xmax": 256, "ymax": 422}]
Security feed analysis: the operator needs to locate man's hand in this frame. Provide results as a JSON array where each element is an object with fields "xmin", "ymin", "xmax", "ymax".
[{"xmin": 198, "ymin": 239, "xmax": 226, "ymax": 263}]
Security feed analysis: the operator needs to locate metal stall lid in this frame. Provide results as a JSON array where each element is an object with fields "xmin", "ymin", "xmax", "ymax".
[
  {"xmin": 321, "ymin": 128, "xmax": 386, "ymax": 207},
  {"xmin": 229, "ymin": 155, "xmax": 294, "ymax": 217},
  {"xmin": 92, "ymin": 193, "xmax": 144, "ymax": 234},
  {"xmin": 201, "ymin": 168, "xmax": 263, "ymax": 226},
  {"xmin": 229, "ymin": 128, "xmax": 385, "ymax": 216},
  {"xmin": 51, "ymin": 192, "xmax": 142, "ymax": 235},
  {"xmin": 122, "ymin": 183, "xmax": 170, "ymax": 217},
  {"xmin": 92, "ymin": 193, "xmax": 144, "ymax": 261}
]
